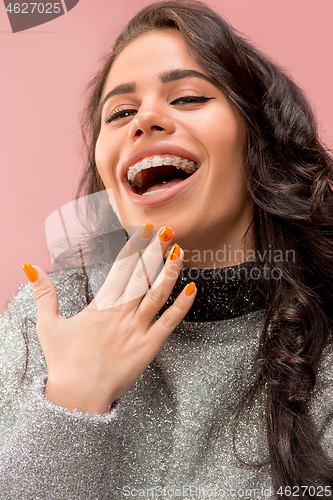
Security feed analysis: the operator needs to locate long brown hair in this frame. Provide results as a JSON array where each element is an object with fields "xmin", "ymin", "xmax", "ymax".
[{"xmin": 75, "ymin": 0, "xmax": 333, "ymax": 496}]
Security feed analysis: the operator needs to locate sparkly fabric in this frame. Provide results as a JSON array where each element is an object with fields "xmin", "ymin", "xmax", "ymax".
[
  {"xmin": 0, "ymin": 265, "xmax": 333, "ymax": 499},
  {"xmin": 157, "ymin": 260, "xmax": 267, "ymax": 322}
]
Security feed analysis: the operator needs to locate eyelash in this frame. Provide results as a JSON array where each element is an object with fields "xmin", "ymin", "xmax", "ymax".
[{"xmin": 104, "ymin": 95, "xmax": 214, "ymax": 124}]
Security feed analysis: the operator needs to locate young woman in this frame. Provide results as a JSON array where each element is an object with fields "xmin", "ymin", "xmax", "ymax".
[{"xmin": 1, "ymin": 1, "xmax": 333, "ymax": 498}]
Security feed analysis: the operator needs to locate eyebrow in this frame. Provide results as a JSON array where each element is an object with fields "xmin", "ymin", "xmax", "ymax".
[{"xmin": 99, "ymin": 69, "xmax": 216, "ymax": 113}]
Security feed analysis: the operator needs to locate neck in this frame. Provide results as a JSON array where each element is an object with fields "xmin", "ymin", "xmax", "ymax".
[{"xmin": 180, "ymin": 236, "xmax": 257, "ymax": 269}]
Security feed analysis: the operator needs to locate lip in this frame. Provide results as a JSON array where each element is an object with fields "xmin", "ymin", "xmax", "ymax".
[
  {"xmin": 120, "ymin": 142, "xmax": 201, "ymax": 183},
  {"xmin": 122, "ymin": 162, "xmax": 202, "ymax": 207}
]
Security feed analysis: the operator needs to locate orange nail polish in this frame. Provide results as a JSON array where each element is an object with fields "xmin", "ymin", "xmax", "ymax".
[
  {"xmin": 169, "ymin": 244, "xmax": 181, "ymax": 260},
  {"xmin": 22, "ymin": 263, "xmax": 38, "ymax": 283},
  {"xmin": 185, "ymin": 282, "xmax": 196, "ymax": 296},
  {"xmin": 159, "ymin": 226, "xmax": 173, "ymax": 242},
  {"xmin": 141, "ymin": 223, "xmax": 154, "ymax": 239}
]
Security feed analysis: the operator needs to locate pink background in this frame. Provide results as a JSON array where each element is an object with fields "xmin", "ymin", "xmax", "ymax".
[{"xmin": 1, "ymin": 0, "xmax": 333, "ymax": 312}]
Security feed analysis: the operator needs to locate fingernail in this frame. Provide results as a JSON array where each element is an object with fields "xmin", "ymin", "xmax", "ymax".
[
  {"xmin": 141, "ymin": 223, "xmax": 154, "ymax": 239},
  {"xmin": 185, "ymin": 282, "xmax": 196, "ymax": 296},
  {"xmin": 159, "ymin": 226, "xmax": 173, "ymax": 242},
  {"xmin": 22, "ymin": 263, "xmax": 38, "ymax": 283},
  {"xmin": 169, "ymin": 244, "xmax": 181, "ymax": 260}
]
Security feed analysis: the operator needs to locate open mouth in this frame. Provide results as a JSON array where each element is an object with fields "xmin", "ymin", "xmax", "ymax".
[{"xmin": 127, "ymin": 155, "xmax": 199, "ymax": 196}]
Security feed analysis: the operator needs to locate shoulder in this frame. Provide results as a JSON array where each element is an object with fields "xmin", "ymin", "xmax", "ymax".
[
  {"xmin": 0, "ymin": 267, "xmax": 89, "ymax": 369},
  {"xmin": 308, "ymin": 338, "xmax": 333, "ymax": 439},
  {"xmin": 0, "ymin": 268, "xmax": 89, "ymax": 403},
  {"xmin": 316, "ymin": 338, "xmax": 333, "ymax": 384},
  {"xmin": 1, "ymin": 267, "xmax": 89, "ymax": 324}
]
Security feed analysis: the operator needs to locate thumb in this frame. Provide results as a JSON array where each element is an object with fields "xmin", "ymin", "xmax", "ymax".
[{"xmin": 22, "ymin": 263, "xmax": 60, "ymax": 321}]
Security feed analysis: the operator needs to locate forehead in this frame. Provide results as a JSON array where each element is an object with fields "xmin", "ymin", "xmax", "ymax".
[{"xmin": 104, "ymin": 29, "xmax": 209, "ymax": 89}]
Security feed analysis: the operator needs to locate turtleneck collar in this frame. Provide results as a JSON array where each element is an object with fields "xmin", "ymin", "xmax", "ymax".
[{"xmin": 156, "ymin": 259, "xmax": 267, "ymax": 322}]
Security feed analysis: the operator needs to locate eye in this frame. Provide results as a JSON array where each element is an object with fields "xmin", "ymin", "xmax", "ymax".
[
  {"xmin": 104, "ymin": 108, "xmax": 137, "ymax": 124},
  {"xmin": 170, "ymin": 95, "xmax": 215, "ymax": 105}
]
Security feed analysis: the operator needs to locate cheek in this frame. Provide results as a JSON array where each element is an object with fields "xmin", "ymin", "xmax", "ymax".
[
  {"xmin": 94, "ymin": 134, "xmax": 115, "ymax": 187},
  {"xmin": 198, "ymin": 108, "xmax": 246, "ymax": 163},
  {"xmin": 94, "ymin": 135, "xmax": 104, "ymax": 172}
]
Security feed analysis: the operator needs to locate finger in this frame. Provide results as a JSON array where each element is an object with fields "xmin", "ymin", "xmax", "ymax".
[
  {"xmin": 146, "ymin": 281, "xmax": 197, "ymax": 350},
  {"xmin": 22, "ymin": 263, "xmax": 60, "ymax": 323},
  {"xmin": 135, "ymin": 244, "xmax": 183, "ymax": 322},
  {"xmin": 91, "ymin": 223, "xmax": 155, "ymax": 311},
  {"xmin": 115, "ymin": 226, "xmax": 174, "ymax": 308}
]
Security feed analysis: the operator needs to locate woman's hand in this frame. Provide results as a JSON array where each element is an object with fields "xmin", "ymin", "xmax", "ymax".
[{"xmin": 23, "ymin": 224, "xmax": 196, "ymax": 415}]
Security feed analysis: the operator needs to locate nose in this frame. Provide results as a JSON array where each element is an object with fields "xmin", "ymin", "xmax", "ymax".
[{"xmin": 128, "ymin": 101, "xmax": 176, "ymax": 142}]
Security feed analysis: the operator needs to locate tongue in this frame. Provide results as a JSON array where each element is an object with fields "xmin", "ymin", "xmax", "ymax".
[{"xmin": 145, "ymin": 178, "xmax": 184, "ymax": 193}]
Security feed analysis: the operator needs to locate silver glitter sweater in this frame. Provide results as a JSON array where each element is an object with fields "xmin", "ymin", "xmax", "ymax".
[{"xmin": 0, "ymin": 266, "xmax": 333, "ymax": 500}]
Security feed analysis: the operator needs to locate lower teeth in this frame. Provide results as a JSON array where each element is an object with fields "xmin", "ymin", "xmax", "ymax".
[{"xmin": 141, "ymin": 188, "xmax": 168, "ymax": 196}]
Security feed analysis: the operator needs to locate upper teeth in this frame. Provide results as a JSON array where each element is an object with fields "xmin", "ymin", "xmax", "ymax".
[{"xmin": 127, "ymin": 155, "xmax": 199, "ymax": 188}]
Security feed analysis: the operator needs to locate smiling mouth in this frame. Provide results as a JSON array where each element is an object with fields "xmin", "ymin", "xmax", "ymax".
[{"xmin": 127, "ymin": 155, "xmax": 199, "ymax": 196}]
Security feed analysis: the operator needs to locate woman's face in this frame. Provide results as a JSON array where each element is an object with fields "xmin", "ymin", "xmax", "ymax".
[{"xmin": 95, "ymin": 29, "xmax": 255, "ymax": 267}]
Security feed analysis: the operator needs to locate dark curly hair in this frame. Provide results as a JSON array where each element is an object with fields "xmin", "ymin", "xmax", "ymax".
[{"xmin": 74, "ymin": 1, "xmax": 333, "ymax": 497}]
